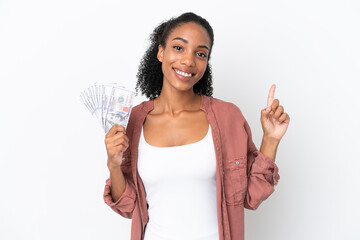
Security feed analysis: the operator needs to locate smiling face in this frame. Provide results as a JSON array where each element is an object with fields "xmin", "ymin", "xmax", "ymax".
[{"xmin": 157, "ymin": 22, "xmax": 211, "ymax": 94}]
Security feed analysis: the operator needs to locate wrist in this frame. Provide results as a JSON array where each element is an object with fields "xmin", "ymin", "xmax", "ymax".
[
  {"xmin": 260, "ymin": 136, "xmax": 280, "ymax": 161},
  {"xmin": 262, "ymin": 135, "xmax": 280, "ymax": 146},
  {"xmin": 107, "ymin": 161, "xmax": 121, "ymax": 171}
]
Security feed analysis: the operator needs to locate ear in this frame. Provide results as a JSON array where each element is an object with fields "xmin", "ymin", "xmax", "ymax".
[{"xmin": 157, "ymin": 44, "xmax": 164, "ymax": 62}]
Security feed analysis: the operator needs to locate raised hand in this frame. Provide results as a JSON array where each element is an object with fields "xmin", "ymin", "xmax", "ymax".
[{"xmin": 260, "ymin": 84, "xmax": 290, "ymax": 142}]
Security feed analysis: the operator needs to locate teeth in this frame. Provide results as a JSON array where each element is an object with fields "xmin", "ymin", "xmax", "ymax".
[{"xmin": 175, "ymin": 69, "xmax": 192, "ymax": 77}]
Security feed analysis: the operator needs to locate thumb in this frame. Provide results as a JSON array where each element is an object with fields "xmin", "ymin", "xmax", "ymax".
[{"xmin": 261, "ymin": 106, "xmax": 271, "ymax": 121}]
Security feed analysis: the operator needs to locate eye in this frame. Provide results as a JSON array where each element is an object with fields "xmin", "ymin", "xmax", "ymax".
[
  {"xmin": 197, "ymin": 52, "xmax": 207, "ymax": 58},
  {"xmin": 173, "ymin": 46, "xmax": 182, "ymax": 51}
]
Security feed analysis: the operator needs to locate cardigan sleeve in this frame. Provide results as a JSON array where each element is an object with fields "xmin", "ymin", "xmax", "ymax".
[
  {"xmin": 243, "ymin": 119, "xmax": 280, "ymax": 210},
  {"xmin": 103, "ymin": 155, "xmax": 137, "ymax": 219}
]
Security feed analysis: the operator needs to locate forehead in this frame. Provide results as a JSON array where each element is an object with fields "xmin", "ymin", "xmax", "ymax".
[{"xmin": 166, "ymin": 22, "xmax": 211, "ymax": 47}]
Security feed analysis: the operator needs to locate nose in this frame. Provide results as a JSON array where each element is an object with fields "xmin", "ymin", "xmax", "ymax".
[{"xmin": 180, "ymin": 51, "xmax": 195, "ymax": 67}]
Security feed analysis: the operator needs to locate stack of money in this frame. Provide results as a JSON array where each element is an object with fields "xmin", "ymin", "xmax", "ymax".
[{"xmin": 80, "ymin": 83, "xmax": 135, "ymax": 133}]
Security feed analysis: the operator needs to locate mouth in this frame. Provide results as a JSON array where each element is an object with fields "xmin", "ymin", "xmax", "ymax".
[{"xmin": 173, "ymin": 68, "xmax": 195, "ymax": 81}]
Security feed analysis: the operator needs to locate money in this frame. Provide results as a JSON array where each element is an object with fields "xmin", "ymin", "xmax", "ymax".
[{"xmin": 80, "ymin": 83, "xmax": 135, "ymax": 133}]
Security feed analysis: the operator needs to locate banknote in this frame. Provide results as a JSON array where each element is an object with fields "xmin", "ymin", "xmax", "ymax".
[{"xmin": 80, "ymin": 83, "xmax": 135, "ymax": 133}]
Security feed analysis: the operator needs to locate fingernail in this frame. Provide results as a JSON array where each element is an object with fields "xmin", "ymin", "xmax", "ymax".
[{"xmin": 266, "ymin": 106, "xmax": 271, "ymax": 111}]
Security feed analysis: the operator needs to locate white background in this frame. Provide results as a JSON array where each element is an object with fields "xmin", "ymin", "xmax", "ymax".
[{"xmin": 1, "ymin": 0, "xmax": 359, "ymax": 239}]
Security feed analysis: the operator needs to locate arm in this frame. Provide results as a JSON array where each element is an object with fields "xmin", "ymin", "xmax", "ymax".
[
  {"xmin": 108, "ymin": 164, "xmax": 126, "ymax": 202},
  {"xmin": 243, "ymin": 120, "xmax": 280, "ymax": 210},
  {"xmin": 244, "ymin": 84, "xmax": 289, "ymax": 209},
  {"xmin": 103, "ymin": 125, "xmax": 137, "ymax": 219},
  {"xmin": 103, "ymin": 158, "xmax": 137, "ymax": 219},
  {"xmin": 259, "ymin": 136, "xmax": 280, "ymax": 162}
]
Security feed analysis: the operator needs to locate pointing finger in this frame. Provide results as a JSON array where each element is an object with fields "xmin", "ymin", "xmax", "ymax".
[{"xmin": 267, "ymin": 84, "xmax": 276, "ymax": 108}]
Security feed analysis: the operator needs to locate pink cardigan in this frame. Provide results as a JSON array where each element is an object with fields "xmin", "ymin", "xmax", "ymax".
[{"xmin": 104, "ymin": 94, "xmax": 280, "ymax": 240}]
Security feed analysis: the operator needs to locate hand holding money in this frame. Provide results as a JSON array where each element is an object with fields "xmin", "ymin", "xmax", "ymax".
[{"xmin": 105, "ymin": 125, "xmax": 129, "ymax": 168}]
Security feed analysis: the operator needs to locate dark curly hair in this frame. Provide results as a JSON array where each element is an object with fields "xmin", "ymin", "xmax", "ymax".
[{"xmin": 135, "ymin": 12, "xmax": 214, "ymax": 100}]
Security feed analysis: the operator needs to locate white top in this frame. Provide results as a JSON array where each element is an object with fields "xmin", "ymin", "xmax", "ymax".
[{"xmin": 138, "ymin": 125, "xmax": 219, "ymax": 240}]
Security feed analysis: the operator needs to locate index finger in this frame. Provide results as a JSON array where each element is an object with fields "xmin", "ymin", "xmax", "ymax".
[{"xmin": 267, "ymin": 84, "xmax": 276, "ymax": 107}]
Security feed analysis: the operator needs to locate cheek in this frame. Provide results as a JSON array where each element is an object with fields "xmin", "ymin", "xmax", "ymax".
[
  {"xmin": 163, "ymin": 48, "xmax": 176, "ymax": 60},
  {"xmin": 199, "ymin": 62, "xmax": 208, "ymax": 75},
  {"xmin": 165, "ymin": 52, "xmax": 178, "ymax": 64}
]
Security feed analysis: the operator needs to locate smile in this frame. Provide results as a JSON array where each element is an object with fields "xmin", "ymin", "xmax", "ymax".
[{"xmin": 174, "ymin": 68, "xmax": 194, "ymax": 77}]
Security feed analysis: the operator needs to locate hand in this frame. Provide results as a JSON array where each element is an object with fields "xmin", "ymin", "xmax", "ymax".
[
  {"xmin": 260, "ymin": 84, "xmax": 290, "ymax": 142},
  {"xmin": 104, "ymin": 125, "xmax": 129, "ymax": 168}
]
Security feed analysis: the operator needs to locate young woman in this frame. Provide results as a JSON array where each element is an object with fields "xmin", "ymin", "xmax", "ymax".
[{"xmin": 103, "ymin": 12, "xmax": 290, "ymax": 240}]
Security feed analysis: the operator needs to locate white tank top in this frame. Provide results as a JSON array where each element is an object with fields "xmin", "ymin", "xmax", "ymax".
[{"xmin": 138, "ymin": 124, "xmax": 219, "ymax": 240}]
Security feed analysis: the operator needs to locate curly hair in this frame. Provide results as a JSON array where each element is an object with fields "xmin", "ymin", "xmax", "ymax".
[{"xmin": 135, "ymin": 12, "xmax": 214, "ymax": 100}]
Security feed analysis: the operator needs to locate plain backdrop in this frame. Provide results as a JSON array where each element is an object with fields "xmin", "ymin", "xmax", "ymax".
[{"xmin": 1, "ymin": 0, "xmax": 359, "ymax": 239}]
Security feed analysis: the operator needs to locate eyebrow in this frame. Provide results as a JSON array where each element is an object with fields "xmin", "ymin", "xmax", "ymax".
[{"xmin": 172, "ymin": 37, "xmax": 210, "ymax": 51}]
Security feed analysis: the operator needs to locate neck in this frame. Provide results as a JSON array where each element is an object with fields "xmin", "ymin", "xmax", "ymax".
[{"xmin": 154, "ymin": 89, "xmax": 201, "ymax": 116}]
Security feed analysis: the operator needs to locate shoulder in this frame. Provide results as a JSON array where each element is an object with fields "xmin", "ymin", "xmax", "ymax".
[
  {"xmin": 207, "ymin": 96, "xmax": 252, "ymax": 152},
  {"xmin": 130, "ymin": 99, "xmax": 152, "ymax": 115},
  {"xmin": 130, "ymin": 101, "xmax": 144, "ymax": 114},
  {"xmin": 127, "ymin": 99, "xmax": 151, "ymax": 126},
  {"xmin": 209, "ymin": 96, "xmax": 245, "ymax": 121}
]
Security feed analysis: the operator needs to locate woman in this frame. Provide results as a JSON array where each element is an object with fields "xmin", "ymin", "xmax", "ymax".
[{"xmin": 103, "ymin": 12, "xmax": 290, "ymax": 240}]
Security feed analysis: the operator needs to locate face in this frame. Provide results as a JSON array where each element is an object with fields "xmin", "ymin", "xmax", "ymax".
[{"xmin": 157, "ymin": 22, "xmax": 211, "ymax": 93}]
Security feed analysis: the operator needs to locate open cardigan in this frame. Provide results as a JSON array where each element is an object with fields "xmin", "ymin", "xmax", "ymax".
[{"xmin": 104, "ymin": 94, "xmax": 280, "ymax": 240}]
